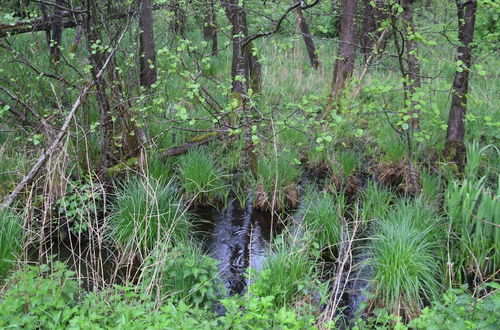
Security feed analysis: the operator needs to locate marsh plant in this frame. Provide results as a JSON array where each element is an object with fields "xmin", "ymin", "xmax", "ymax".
[
  {"xmin": 360, "ymin": 181, "xmax": 395, "ymax": 227},
  {"xmin": 178, "ymin": 148, "xmax": 228, "ymax": 206},
  {"xmin": 367, "ymin": 202, "xmax": 444, "ymax": 319},
  {"xmin": 110, "ymin": 177, "xmax": 191, "ymax": 253},
  {"xmin": 445, "ymin": 174, "xmax": 499, "ymax": 283},
  {"xmin": 300, "ymin": 189, "xmax": 344, "ymax": 258},
  {"xmin": 249, "ymin": 235, "xmax": 326, "ymax": 310},
  {"xmin": 140, "ymin": 242, "xmax": 222, "ymax": 308},
  {"xmin": 0, "ymin": 209, "xmax": 23, "ymax": 280},
  {"xmin": 255, "ymin": 151, "xmax": 301, "ymax": 211}
]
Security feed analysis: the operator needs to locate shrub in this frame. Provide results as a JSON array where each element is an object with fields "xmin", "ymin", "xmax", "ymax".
[
  {"xmin": 110, "ymin": 177, "xmax": 191, "ymax": 252},
  {"xmin": 178, "ymin": 148, "xmax": 228, "ymax": 205},
  {"xmin": 0, "ymin": 209, "xmax": 23, "ymax": 280}
]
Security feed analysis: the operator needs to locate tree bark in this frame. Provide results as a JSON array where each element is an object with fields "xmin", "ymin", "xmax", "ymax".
[
  {"xmin": 220, "ymin": 0, "xmax": 258, "ymax": 175},
  {"xmin": 360, "ymin": 0, "xmax": 390, "ymax": 58},
  {"xmin": 82, "ymin": 0, "xmax": 114, "ymax": 180},
  {"xmin": 294, "ymin": 2, "xmax": 319, "ymax": 69},
  {"xmin": 221, "ymin": 0, "xmax": 251, "ymax": 94},
  {"xmin": 444, "ymin": 0, "xmax": 477, "ymax": 169},
  {"xmin": 171, "ymin": 0, "xmax": 186, "ymax": 34},
  {"xmin": 50, "ymin": 0, "xmax": 64, "ymax": 63},
  {"xmin": 139, "ymin": 0, "xmax": 157, "ymax": 88},
  {"xmin": 324, "ymin": 0, "xmax": 357, "ymax": 117},
  {"xmin": 203, "ymin": 0, "xmax": 218, "ymax": 56},
  {"xmin": 401, "ymin": 0, "xmax": 421, "ymax": 130}
]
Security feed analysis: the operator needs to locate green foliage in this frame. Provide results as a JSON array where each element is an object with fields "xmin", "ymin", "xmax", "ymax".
[
  {"xmin": 0, "ymin": 209, "xmax": 22, "ymax": 280},
  {"xmin": 445, "ymin": 174, "xmax": 499, "ymax": 282},
  {"xmin": 56, "ymin": 177, "xmax": 102, "ymax": 234},
  {"xmin": 147, "ymin": 154, "xmax": 174, "ymax": 183},
  {"xmin": 0, "ymin": 263, "xmax": 316, "ymax": 329},
  {"xmin": 408, "ymin": 284, "xmax": 500, "ymax": 330},
  {"xmin": 421, "ymin": 171, "xmax": 442, "ymax": 201},
  {"xmin": 475, "ymin": 0, "xmax": 500, "ymax": 53},
  {"xmin": 221, "ymin": 294, "xmax": 317, "ymax": 329},
  {"xmin": 256, "ymin": 150, "xmax": 301, "ymax": 209},
  {"xmin": 140, "ymin": 243, "xmax": 222, "ymax": 309},
  {"xmin": 0, "ymin": 262, "xmax": 79, "ymax": 329},
  {"xmin": 110, "ymin": 176, "xmax": 191, "ymax": 251},
  {"xmin": 368, "ymin": 200, "xmax": 444, "ymax": 318},
  {"xmin": 178, "ymin": 148, "xmax": 228, "ymax": 205},
  {"xmin": 360, "ymin": 181, "xmax": 395, "ymax": 223},
  {"xmin": 249, "ymin": 235, "xmax": 326, "ymax": 310},
  {"xmin": 300, "ymin": 188, "xmax": 344, "ymax": 257},
  {"xmin": 332, "ymin": 150, "xmax": 361, "ymax": 181}
]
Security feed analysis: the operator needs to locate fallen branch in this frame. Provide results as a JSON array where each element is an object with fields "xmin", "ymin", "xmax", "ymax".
[
  {"xmin": 0, "ymin": 3, "xmax": 170, "ymax": 38},
  {"xmin": 159, "ymin": 131, "xmax": 222, "ymax": 157},
  {"xmin": 0, "ymin": 29, "xmax": 126, "ymax": 210}
]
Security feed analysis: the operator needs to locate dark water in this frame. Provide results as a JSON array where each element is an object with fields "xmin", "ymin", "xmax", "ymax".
[{"xmin": 195, "ymin": 199, "xmax": 277, "ymax": 295}]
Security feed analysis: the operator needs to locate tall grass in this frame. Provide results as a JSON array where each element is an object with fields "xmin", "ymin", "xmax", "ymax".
[
  {"xmin": 256, "ymin": 150, "xmax": 301, "ymax": 210},
  {"xmin": 300, "ymin": 189, "xmax": 344, "ymax": 258},
  {"xmin": 445, "ymin": 175, "xmax": 499, "ymax": 283},
  {"xmin": 0, "ymin": 209, "xmax": 23, "ymax": 280},
  {"xmin": 368, "ymin": 201, "xmax": 444, "ymax": 319},
  {"xmin": 360, "ymin": 181, "xmax": 395, "ymax": 227},
  {"xmin": 178, "ymin": 148, "xmax": 228, "ymax": 206},
  {"xmin": 249, "ymin": 235, "xmax": 326, "ymax": 309},
  {"xmin": 110, "ymin": 177, "xmax": 191, "ymax": 253}
]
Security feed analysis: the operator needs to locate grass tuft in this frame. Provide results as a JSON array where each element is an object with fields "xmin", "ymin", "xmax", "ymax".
[
  {"xmin": 110, "ymin": 177, "xmax": 191, "ymax": 252},
  {"xmin": 0, "ymin": 209, "xmax": 23, "ymax": 280},
  {"xmin": 368, "ymin": 202, "xmax": 444, "ymax": 319},
  {"xmin": 178, "ymin": 148, "xmax": 228, "ymax": 206}
]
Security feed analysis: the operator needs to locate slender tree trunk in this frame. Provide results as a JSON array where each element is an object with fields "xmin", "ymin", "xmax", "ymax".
[
  {"xmin": 324, "ymin": 0, "xmax": 357, "ymax": 117},
  {"xmin": 401, "ymin": 0, "xmax": 421, "ymax": 130},
  {"xmin": 360, "ymin": 0, "xmax": 376, "ymax": 58},
  {"xmin": 221, "ymin": 0, "xmax": 250, "ymax": 94},
  {"xmin": 83, "ymin": 0, "xmax": 114, "ymax": 181},
  {"xmin": 444, "ymin": 0, "xmax": 477, "ymax": 169},
  {"xmin": 360, "ymin": 0, "xmax": 390, "ymax": 58},
  {"xmin": 294, "ymin": 2, "xmax": 320, "ymax": 69},
  {"xmin": 221, "ymin": 0, "xmax": 257, "ymax": 175},
  {"xmin": 139, "ymin": 0, "xmax": 157, "ymax": 88},
  {"xmin": 50, "ymin": 0, "xmax": 64, "ymax": 63},
  {"xmin": 38, "ymin": 2, "xmax": 52, "ymax": 47},
  {"xmin": 203, "ymin": 0, "xmax": 218, "ymax": 56},
  {"xmin": 171, "ymin": 0, "xmax": 186, "ymax": 34}
]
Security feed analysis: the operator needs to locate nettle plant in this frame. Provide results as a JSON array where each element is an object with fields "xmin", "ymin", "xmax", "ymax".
[{"xmin": 56, "ymin": 176, "xmax": 102, "ymax": 234}]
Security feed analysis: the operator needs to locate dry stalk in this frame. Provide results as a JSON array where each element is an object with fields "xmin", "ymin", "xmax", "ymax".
[{"xmin": 318, "ymin": 208, "xmax": 362, "ymax": 328}]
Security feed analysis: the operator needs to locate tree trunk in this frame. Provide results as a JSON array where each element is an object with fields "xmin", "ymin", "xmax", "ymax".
[
  {"xmin": 38, "ymin": 2, "xmax": 52, "ymax": 47},
  {"xmin": 401, "ymin": 0, "xmax": 421, "ymax": 130},
  {"xmin": 203, "ymin": 0, "xmax": 218, "ymax": 56},
  {"xmin": 221, "ymin": 0, "xmax": 257, "ymax": 175},
  {"xmin": 324, "ymin": 0, "xmax": 357, "ymax": 117},
  {"xmin": 50, "ymin": 0, "xmax": 64, "ymax": 63},
  {"xmin": 294, "ymin": 2, "xmax": 320, "ymax": 69},
  {"xmin": 82, "ymin": 0, "xmax": 114, "ymax": 181},
  {"xmin": 444, "ymin": 0, "xmax": 477, "ymax": 170},
  {"xmin": 171, "ymin": 0, "xmax": 186, "ymax": 35},
  {"xmin": 360, "ymin": 0, "xmax": 376, "ymax": 58},
  {"xmin": 360, "ymin": 0, "xmax": 390, "ymax": 59},
  {"xmin": 139, "ymin": 0, "xmax": 157, "ymax": 88}
]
